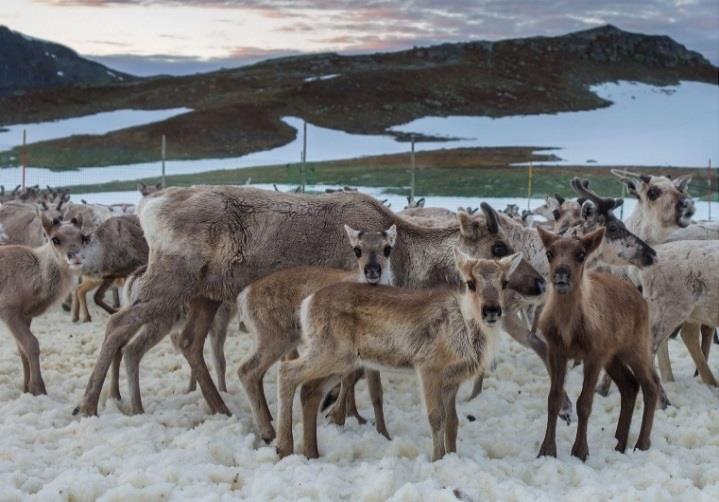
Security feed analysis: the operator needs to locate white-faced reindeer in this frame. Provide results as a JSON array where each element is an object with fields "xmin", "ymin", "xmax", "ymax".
[
  {"xmin": 75, "ymin": 188, "xmax": 545, "ymax": 417},
  {"xmin": 237, "ymin": 225, "xmax": 397, "ymax": 443},
  {"xmin": 276, "ymin": 252, "xmax": 532, "ymax": 460},
  {"xmin": 611, "ymin": 169, "xmax": 716, "ymax": 393},
  {"xmin": 0, "ymin": 214, "xmax": 89, "ymax": 395}
]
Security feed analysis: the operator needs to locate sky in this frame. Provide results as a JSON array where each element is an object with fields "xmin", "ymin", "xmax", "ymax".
[{"xmin": 1, "ymin": 0, "xmax": 717, "ymax": 76}]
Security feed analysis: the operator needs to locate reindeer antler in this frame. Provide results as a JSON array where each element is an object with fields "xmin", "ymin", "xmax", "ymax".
[{"xmin": 570, "ymin": 178, "xmax": 622, "ymax": 214}]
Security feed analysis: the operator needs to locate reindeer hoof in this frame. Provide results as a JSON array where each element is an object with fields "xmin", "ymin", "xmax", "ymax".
[
  {"xmin": 72, "ymin": 402, "xmax": 97, "ymax": 417},
  {"xmin": 276, "ymin": 445, "xmax": 293, "ymax": 459},
  {"xmin": 559, "ymin": 411, "xmax": 572, "ymax": 425},
  {"xmin": 571, "ymin": 444, "xmax": 589, "ymax": 461},
  {"xmin": 538, "ymin": 443, "xmax": 557, "ymax": 458},
  {"xmin": 82, "ymin": 318, "xmax": 92, "ymax": 323},
  {"xmin": 615, "ymin": 442, "xmax": 627, "ymax": 453}
]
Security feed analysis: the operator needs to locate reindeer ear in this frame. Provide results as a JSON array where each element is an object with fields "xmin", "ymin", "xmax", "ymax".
[
  {"xmin": 611, "ymin": 169, "xmax": 645, "ymax": 198},
  {"xmin": 500, "ymin": 252, "xmax": 523, "ymax": 278},
  {"xmin": 155, "ymin": 182, "xmax": 163, "ymax": 190},
  {"xmin": 37, "ymin": 209, "xmax": 59, "ymax": 237},
  {"xmin": 452, "ymin": 247, "xmax": 475, "ymax": 279},
  {"xmin": 536, "ymin": 226, "xmax": 559, "ymax": 249},
  {"xmin": 581, "ymin": 227, "xmax": 605, "ymax": 255},
  {"xmin": 673, "ymin": 175, "xmax": 692, "ymax": 193},
  {"xmin": 384, "ymin": 224, "xmax": 397, "ymax": 246},
  {"xmin": 417, "ymin": 198, "xmax": 425, "ymax": 207},
  {"xmin": 344, "ymin": 225, "xmax": 361, "ymax": 246},
  {"xmin": 457, "ymin": 211, "xmax": 479, "ymax": 239}
]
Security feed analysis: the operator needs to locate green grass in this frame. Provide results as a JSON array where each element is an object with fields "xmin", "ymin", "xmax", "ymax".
[{"xmin": 59, "ymin": 160, "xmax": 716, "ymax": 201}]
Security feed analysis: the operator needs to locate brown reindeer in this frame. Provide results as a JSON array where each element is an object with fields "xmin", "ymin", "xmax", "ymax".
[
  {"xmin": 238, "ymin": 225, "xmax": 396, "ymax": 443},
  {"xmin": 276, "ymin": 251, "xmax": 534, "ymax": 460},
  {"xmin": 0, "ymin": 215, "xmax": 89, "ymax": 395},
  {"xmin": 536, "ymin": 226, "xmax": 659, "ymax": 460}
]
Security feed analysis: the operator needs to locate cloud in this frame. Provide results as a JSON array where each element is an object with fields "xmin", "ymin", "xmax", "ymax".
[{"xmin": 33, "ymin": 0, "xmax": 719, "ymax": 64}]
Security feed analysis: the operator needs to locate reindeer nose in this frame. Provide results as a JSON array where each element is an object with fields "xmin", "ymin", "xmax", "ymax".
[
  {"xmin": 364, "ymin": 263, "xmax": 382, "ymax": 283},
  {"xmin": 482, "ymin": 305, "xmax": 502, "ymax": 323},
  {"xmin": 535, "ymin": 277, "xmax": 546, "ymax": 294}
]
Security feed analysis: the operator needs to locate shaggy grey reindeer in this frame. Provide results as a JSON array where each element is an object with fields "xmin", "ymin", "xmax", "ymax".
[
  {"xmin": 0, "ymin": 201, "xmax": 46, "ymax": 247},
  {"xmin": 74, "ymin": 187, "xmax": 545, "ymax": 417},
  {"xmin": 117, "ymin": 265, "xmax": 236, "ymax": 414},
  {"xmin": 73, "ymin": 215, "xmax": 149, "ymax": 323},
  {"xmin": 609, "ymin": 170, "xmax": 715, "ymax": 396},
  {"xmin": 238, "ymin": 225, "xmax": 396, "ymax": 443},
  {"xmin": 0, "ymin": 214, "xmax": 89, "ymax": 395},
  {"xmin": 276, "ymin": 252, "xmax": 532, "ymax": 460}
]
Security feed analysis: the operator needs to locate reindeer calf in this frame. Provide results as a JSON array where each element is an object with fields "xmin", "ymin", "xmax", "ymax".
[
  {"xmin": 276, "ymin": 251, "xmax": 531, "ymax": 460},
  {"xmin": 238, "ymin": 225, "xmax": 396, "ymax": 443},
  {"xmin": 0, "ymin": 215, "xmax": 88, "ymax": 394},
  {"xmin": 537, "ymin": 227, "xmax": 659, "ymax": 460}
]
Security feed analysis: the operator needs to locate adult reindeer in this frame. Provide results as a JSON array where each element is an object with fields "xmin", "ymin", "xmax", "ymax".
[{"xmin": 75, "ymin": 187, "xmax": 545, "ymax": 417}]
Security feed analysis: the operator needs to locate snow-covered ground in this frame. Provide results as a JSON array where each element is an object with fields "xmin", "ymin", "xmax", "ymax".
[
  {"xmin": 1, "ymin": 81, "xmax": 716, "ymax": 190},
  {"xmin": 1, "ymin": 304, "xmax": 718, "ymax": 500}
]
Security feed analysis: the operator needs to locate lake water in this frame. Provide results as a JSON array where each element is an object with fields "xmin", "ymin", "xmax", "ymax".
[
  {"xmin": 0, "ymin": 107, "xmax": 192, "ymax": 151},
  {"xmin": 0, "ymin": 81, "xmax": 716, "ymax": 192}
]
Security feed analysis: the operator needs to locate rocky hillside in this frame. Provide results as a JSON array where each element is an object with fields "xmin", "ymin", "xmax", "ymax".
[
  {"xmin": 0, "ymin": 25, "xmax": 716, "ymax": 168},
  {"xmin": 0, "ymin": 26, "xmax": 134, "ymax": 96}
]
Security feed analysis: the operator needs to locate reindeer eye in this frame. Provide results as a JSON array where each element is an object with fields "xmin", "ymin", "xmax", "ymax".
[
  {"xmin": 81, "ymin": 234, "xmax": 91, "ymax": 244},
  {"xmin": 647, "ymin": 187, "xmax": 661, "ymax": 201},
  {"xmin": 546, "ymin": 251, "xmax": 554, "ymax": 261},
  {"xmin": 552, "ymin": 209, "xmax": 561, "ymax": 221},
  {"xmin": 492, "ymin": 242, "xmax": 508, "ymax": 257},
  {"xmin": 502, "ymin": 280, "xmax": 509, "ymax": 290},
  {"xmin": 466, "ymin": 280, "xmax": 476, "ymax": 292},
  {"xmin": 606, "ymin": 221, "xmax": 618, "ymax": 234},
  {"xmin": 353, "ymin": 247, "xmax": 361, "ymax": 258},
  {"xmin": 576, "ymin": 250, "xmax": 586, "ymax": 263},
  {"xmin": 383, "ymin": 245, "xmax": 392, "ymax": 257},
  {"xmin": 51, "ymin": 237, "xmax": 61, "ymax": 246}
]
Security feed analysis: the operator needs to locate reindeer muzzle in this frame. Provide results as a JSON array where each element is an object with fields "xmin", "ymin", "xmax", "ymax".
[
  {"xmin": 364, "ymin": 263, "xmax": 382, "ymax": 284},
  {"xmin": 482, "ymin": 304, "xmax": 502, "ymax": 324},
  {"xmin": 676, "ymin": 197, "xmax": 695, "ymax": 227}
]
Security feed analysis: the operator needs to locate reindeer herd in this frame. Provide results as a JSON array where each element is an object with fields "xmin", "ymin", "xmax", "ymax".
[{"xmin": 0, "ymin": 170, "xmax": 717, "ymax": 462}]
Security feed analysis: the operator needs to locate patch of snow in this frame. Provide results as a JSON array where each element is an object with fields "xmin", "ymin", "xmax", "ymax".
[
  {"xmin": 390, "ymin": 81, "xmax": 719, "ymax": 167},
  {"xmin": 304, "ymin": 74, "xmax": 340, "ymax": 82},
  {"xmin": 56, "ymin": 71, "xmax": 64, "ymax": 77},
  {"xmin": 0, "ymin": 303, "xmax": 717, "ymax": 499}
]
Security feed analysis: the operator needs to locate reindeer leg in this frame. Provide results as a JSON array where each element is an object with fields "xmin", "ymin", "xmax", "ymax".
[
  {"xmin": 696, "ymin": 325, "xmax": 714, "ymax": 377},
  {"xmin": 5, "ymin": 313, "xmax": 45, "ymax": 395},
  {"xmin": 605, "ymin": 356, "xmax": 638, "ymax": 453},
  {"xmin": 345, "ymin": 370, "xmax": 367, "ymax": 425},
  {"xmin": 571, "ymin": 358, "xmax": 603, "ymax": 461},
  {"xmin": 538, "ymin": 346, "xmax": 567, "ymax": 458},
  {"xmin": 367, "ymin": 370, "xmax": 390, "ymax": 440},
  {"xmin": 208, "ymin": 306, "xmax": 230, "ymax": 393},
  {"xmin": 419, "ymin": 366, "xmax": 446, "ymax": 461},
  {"xmin": 176, "ymin": 297, "xmax": 228, "ymax": 415},
  {"xmin": 442, "ymin": 381, "xmax": 460, "ymax": 455},
  {"xmin": 74, "ymin": 299, "xmax": 165, "ymax": 416},
  {"xmin": 239, "ymin": 328, "xmax": 298, "ymax": 444},
  {"xmin": 123, "ymin": 316, "xmax": 175, "ymax": 414},
  {"xmin": 681, "ymin": 322, "xmax": 718, "ymax": 386},
  {"xmin": 94, "ymin": 277, "xmax": 118, "ymax": 315},
  {"xmin": 15, "ymin": 341, "xmax": 30, "ymax": 393}
]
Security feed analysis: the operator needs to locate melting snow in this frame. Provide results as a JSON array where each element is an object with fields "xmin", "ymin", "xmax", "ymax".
[
  {"xmin": 0, "ymin": 305, "xmax": 717, "ymax": 499},
  {"xmin": 304, "ymin": 74, "xmax": 341, "ymax": 82}
]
